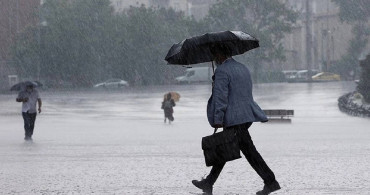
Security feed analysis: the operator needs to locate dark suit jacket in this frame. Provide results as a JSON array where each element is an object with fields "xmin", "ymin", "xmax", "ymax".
[{"xmin": 207, "ymin": 58, "xmax": 268, "ymax": 127}]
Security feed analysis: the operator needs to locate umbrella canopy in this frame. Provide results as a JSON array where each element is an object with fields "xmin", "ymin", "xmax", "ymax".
[
  {"xmin": 10, "ymin": 81, "xmax": 43, "ymax": 91},
  {"xmin": 164, "ymin": 92, "xmax": 180, "ymax": 102},
  {"xmin": 165, "ymin": 31, "xmax": 259, "ymax": 65}
]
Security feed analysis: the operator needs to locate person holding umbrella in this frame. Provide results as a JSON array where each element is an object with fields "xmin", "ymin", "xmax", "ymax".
[
  {"xmin": 165, "ymin": 31, "xmax": 280, "ymax": 195},
  {"xmin": 161, "ymin": 93, "xmax": 176, "ymax": 124},
  {"xmin": 16, "ymin": 82, "xmax": 42, "ymax": 141}
]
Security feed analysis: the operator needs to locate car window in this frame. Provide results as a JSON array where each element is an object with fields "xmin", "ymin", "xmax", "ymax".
[
  {"xmin": 187, "ymin": 71, "xmax": 195, "ymax": 77},
  {"xmin": 106, "ymin": 79, "xmax": 120, "ymax": 82}
]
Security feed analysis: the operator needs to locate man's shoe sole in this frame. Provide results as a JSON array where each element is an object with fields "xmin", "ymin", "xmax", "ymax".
[
  {"xmin": 256, "ymin": 186, "xmax": 281, "ymax": 195},
  {"xmin": 191, "ymin": 180, "xmax": 212, "ymax": 194}
]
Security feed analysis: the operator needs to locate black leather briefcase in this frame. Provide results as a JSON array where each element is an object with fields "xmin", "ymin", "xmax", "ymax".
[{"xmin": 201, "ymin": 128, "xmax": 241, "ymax": 167}]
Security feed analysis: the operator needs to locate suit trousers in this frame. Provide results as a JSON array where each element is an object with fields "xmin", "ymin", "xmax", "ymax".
[
  {"xmin": 22, "ymin": 112, "xmax": 37, "ymax": 138},
  {"xmin": 206, "ymin": 122, "xmax": 276, "ymax": 185}
]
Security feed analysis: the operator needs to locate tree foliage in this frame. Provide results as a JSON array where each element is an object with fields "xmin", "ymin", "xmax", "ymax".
[
  {"xmin": 202, "ymin": 0, "xmax": 298, "ymax": 80},
  {"xmin": 331, "ymin": 0, "xmax": 370, "ymax": 79},
  {"xmin": 11, "ymin": 0, "xmax": 298, "ymax": 86},
  {"xmin": 12, "ymin": 0, "xmax": 199, "ymax": 87},
  {"xmin": 333, "ymin": 0, "xmax": 370, "ymax": 23},
  {"xmin": 358, "ymin": 55, "xmax": 370, "ymax": 102}
]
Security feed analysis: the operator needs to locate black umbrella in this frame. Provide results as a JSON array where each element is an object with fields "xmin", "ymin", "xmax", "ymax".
[
  {"xmin": 165, "ymin": 31, "xmax": 259, "ymax": 65},
  {"xmin": 10, "ymin": 81, "xmax": 43, "ymax": 91}
]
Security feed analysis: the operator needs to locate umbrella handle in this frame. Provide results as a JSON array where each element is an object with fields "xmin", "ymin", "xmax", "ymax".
[
  {"xmin": 211, "ymin": 61, "xmax": 215, "ymax": 88},
  {"xmin": 212, "ymin": 61, "xmax": 215, "ymax": 74}
]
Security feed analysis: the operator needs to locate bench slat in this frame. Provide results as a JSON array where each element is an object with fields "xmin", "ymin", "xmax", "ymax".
[{"xmin": 263, "ymin": 109, "xmax": 294, "ymax": 117}]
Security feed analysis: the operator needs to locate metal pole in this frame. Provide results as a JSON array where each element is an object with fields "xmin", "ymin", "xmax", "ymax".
[
  {"xmin": 37, "ymin": 3, "xmax": 42, "ymax": 81},
  {"xmin": 16, "ymin": 0, "xmax": 19, "ymax": 33},
  {"xmin": 305, "ymin": 0, "xmax": 312, "ymax": 80},
  {"xmin": 327, "ymin": 31, "xmax": 331, "ymax": 71},
  {"xmin": 326, "ymin": 1, "xmax": 330, "ymax": 72}
]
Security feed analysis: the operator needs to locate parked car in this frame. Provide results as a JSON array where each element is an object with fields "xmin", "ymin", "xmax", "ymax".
[
  {"xmin": 175, "ymin": 67, "xmax": 212, "ymax": 84},
  {"xmin": 93, "ymin": 79, "xmax": 129, "ymax": 88},
  {"xmin": 287, "ymin": 69, "xmax": 320, "ymax": 82},
  {"xmin": 282, "ymin": 70, "xmax": 298, "ymax": 81},
  {"xmin": 312, "ymin": 72, "xmax": 341, "ymax": 81}
]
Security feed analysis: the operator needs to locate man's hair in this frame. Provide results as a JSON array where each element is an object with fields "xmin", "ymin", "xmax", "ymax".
[{"xmin": 209, "ymin": 43, "xmax": 232, "ymax": 57}]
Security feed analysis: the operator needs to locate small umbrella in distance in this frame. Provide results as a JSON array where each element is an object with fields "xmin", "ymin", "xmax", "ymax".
[{"xmin": 164, "ymin": 92, "xmax": 180, "ymax": 102}]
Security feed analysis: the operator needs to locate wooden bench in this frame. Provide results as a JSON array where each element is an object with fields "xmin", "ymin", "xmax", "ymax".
[{"xmin": 262, "ymin": 109, "xmax": 294, "ymax": 122}]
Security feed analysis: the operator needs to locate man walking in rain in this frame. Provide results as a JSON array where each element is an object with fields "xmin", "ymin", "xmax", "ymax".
[
  {"xmin": 192, "ymin": 44, "xmax": 280, "ymax": 195},
  {"xmin": 16, "ymin": 82, "xmax": 42, "ymax": 141}
]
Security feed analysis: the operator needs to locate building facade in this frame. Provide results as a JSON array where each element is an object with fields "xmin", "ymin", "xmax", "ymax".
[
  {"xmin": 0, "ymin": 0, "xmax": 41, "ymax": 89},
  {"xmin": 281, "ymin": 0, "xmax": 368, "ymax": 71}
]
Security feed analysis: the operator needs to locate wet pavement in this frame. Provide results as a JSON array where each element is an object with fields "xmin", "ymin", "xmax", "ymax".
[{"xmin": 0, "ymin": 82, "xmax": 369, "ymax": 194}]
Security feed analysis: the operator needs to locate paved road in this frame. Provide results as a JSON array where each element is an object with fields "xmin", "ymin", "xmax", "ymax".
[{"xmin": 0, "ymin": 82, "xmax": 369, "ymax": 194}]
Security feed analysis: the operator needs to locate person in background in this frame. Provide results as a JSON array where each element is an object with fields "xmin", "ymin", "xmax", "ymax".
[
  {"xmin": 16, "ymin": 82, "xmax": 42, "ymax": 141},
  {"xmin": 161, "ymin": 93, "xmax": 175, "ymax": 124}
]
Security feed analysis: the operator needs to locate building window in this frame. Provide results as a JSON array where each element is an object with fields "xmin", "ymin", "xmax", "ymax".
[{"xmin": 174, "ymin": 3, "xmax": 180, "ymax": 11}]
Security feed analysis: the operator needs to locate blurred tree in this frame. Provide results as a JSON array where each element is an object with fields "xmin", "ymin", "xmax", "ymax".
[
  {"xmin": 358, "ymin": 54, "xmax": 370, "ymax": 102},
  {"xmin": 116, "ymin": 6, "xmax": 200, "ymax": 85},
  {"xmin": 333, "ymin": 0, "xmax": 370, "ymax": 23},
  {"xmin": 12, "ymin": 27, "xmax": 41, "ymax": 80},
  {"xmin": 11, "ymin": 0, "xmax": 200, "ymax": 87},
  {"xmin": 13, "ymin": 0, "xmax": 115, "ymax": 87},
  {"xmin": 331, "ymin": 0, "xmax": 370, "ymax": 79},
  {"xmin": 203, "ymin": 0, "xmax": 298, "ymax": 82},
  {"xmin": 12, "ymin": 0, "xmax": 298, "ymax": 86}
]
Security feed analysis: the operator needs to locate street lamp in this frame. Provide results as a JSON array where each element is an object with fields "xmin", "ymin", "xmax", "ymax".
[{"xmin": 37, "ymin": 1, "xmax": 47, "ymax": 81}]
